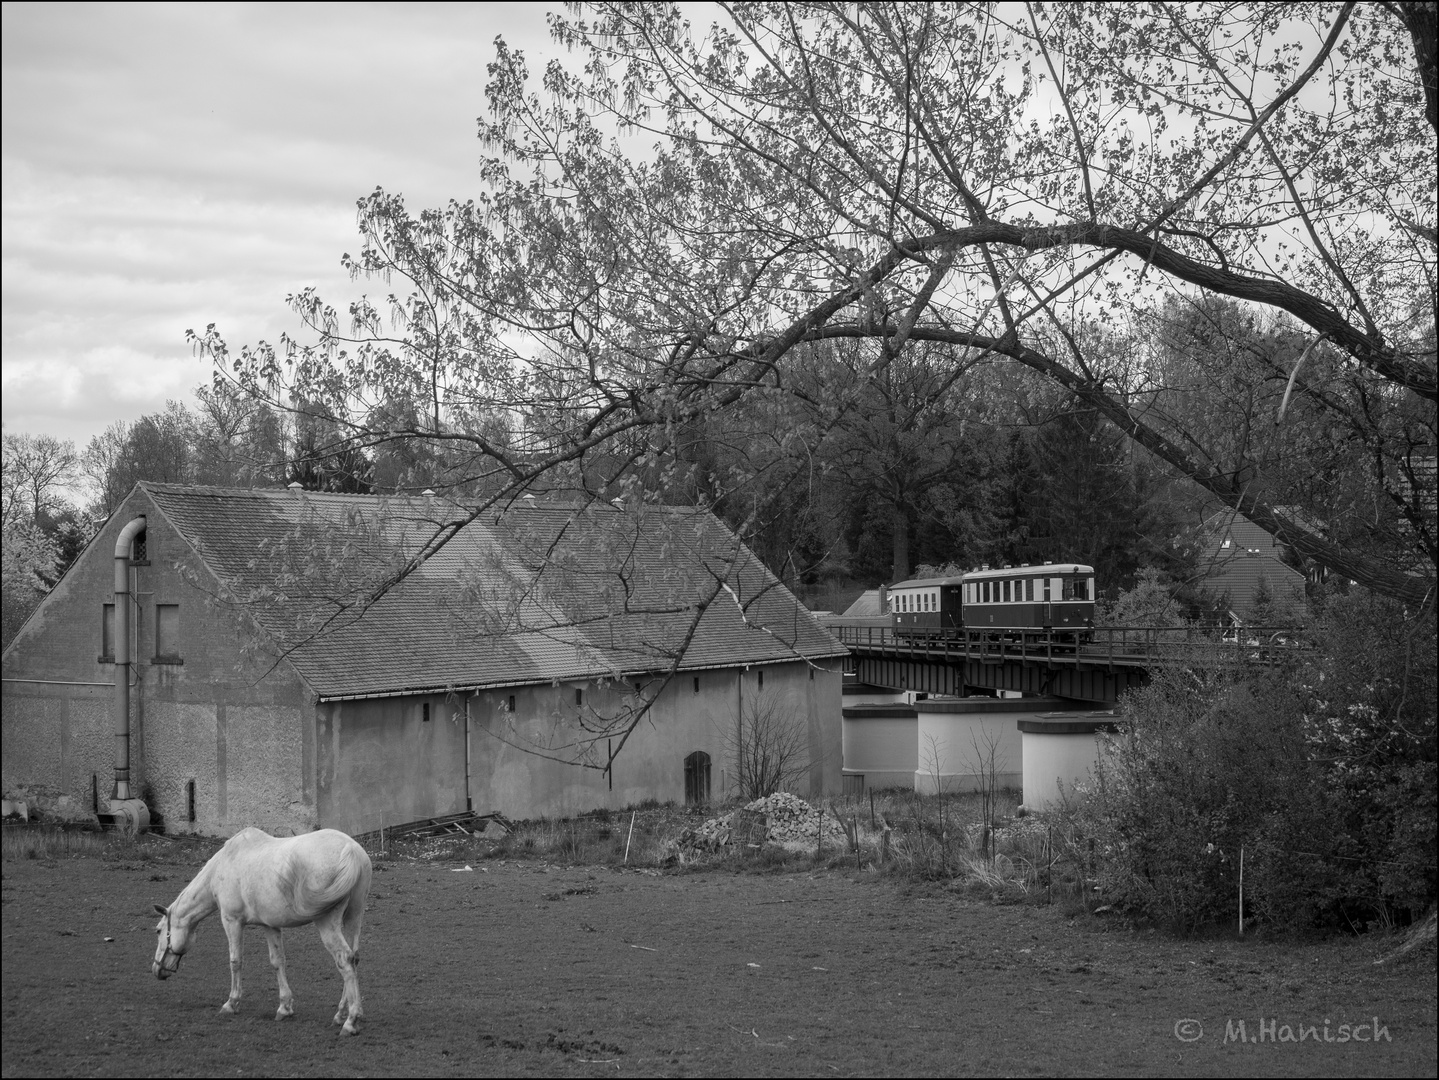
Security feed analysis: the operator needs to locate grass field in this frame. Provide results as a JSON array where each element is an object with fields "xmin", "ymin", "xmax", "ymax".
[{"xmin": 2, "ymin": 833, "xmax": 1434, "ymax": 1077}]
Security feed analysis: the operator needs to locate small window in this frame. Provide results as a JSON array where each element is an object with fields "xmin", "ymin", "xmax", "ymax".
[
  {"xmin": 507, "ymin": 694, "xmax": 516, "ymax": 712},
  {"xmin": 1003, "ymin": 580, "xmax": 1011, "ymax": 603},
  {"xmin": 758, "ymin": 669, "xmax": 764, "ymax": 689},
  {"xmin": 102, "ymin": 604, "xmax": 115, "ymax": 659},
  {"xmin": 155, "ymin": 604, "xmax": 180, "ymax": 660},
  {"xmin": 422, "ymin": 702, "xmax": 431, "ymax": 722},
  {"xmin": 693, "ymin": 677, "xmax": 700, "ymax": 693},
  {"xmin": 186, "ymin": 779, "xmax": 196, "ymax": 823},
  {"xmin": 575, "ymin": 688, "xmax": 583, "ymax": 707}
]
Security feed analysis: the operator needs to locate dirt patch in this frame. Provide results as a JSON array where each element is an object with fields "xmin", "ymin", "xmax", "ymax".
[{"xmin": 2, "ymin": 856, "xmax": 1434, "ymax": 1077}]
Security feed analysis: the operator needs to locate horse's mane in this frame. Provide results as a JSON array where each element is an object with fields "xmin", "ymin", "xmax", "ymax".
[{"xmin": 169, "ymin": 845, "xmax": 224, "ymax": 924}]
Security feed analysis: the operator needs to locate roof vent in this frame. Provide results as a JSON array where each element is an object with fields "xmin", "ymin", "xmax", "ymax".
[
  {"xmin": 421, "ymin": 488, "xmax": 436, "ymax": 497},
  {"xmin": 521, "ymin": 493, "xmax": 537, "ymax": 505},
  {"xmin": 611, "ymin": 497, "xmax": 624, "ymax": 507},
  {"xmin": 287, "ymin": 481, "xmax": 303, "ymax": 492}
]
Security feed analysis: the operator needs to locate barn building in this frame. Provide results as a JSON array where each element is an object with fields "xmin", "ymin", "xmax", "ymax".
[{"xmin": 1, "ymin": 484, "xmax": 846, "ymax": 836}]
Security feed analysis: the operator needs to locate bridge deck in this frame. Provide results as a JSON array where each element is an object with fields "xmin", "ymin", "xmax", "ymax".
[{"xmin": 826, "ymin": 624, "xmax": 1307, "ymax": 703}]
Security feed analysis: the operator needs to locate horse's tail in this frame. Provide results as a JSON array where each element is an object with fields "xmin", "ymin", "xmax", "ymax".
[
  {"xmin": 291, "ymin": 831, "xmax": 372, "ymax": 922},
  {"xmin": 340, "ymin": 838, "xmax": 371, "ymax": 950}
]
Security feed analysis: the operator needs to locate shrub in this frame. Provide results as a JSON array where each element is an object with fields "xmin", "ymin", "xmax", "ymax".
[{"xmin": 1073, "ymin": 591, "xmax": 1437, "ymax": 932}]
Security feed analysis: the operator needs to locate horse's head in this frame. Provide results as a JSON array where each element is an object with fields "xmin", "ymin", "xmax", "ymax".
[{"xmin": 151, "ymin": 903, "xmax": 191, "ymax": 979}]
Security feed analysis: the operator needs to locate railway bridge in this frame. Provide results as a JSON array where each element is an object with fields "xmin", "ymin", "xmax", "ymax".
[{"xmin": 825, "ymin": 623, "xmax": 1302, "ymax": 704}]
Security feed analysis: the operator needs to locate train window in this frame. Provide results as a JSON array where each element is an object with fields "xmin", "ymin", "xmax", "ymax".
[{"xmin": 1002, "ymin": 580, "xmax": 1010, "ymax": 603}]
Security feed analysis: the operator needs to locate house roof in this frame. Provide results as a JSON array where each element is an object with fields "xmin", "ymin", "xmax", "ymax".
[
  {"xmin": 1195, "ymin": 509, "xmax": 1306, "ymax": 620},
  {"xmin": 140, "ymin": 484, "xmax": 846, "ymax": 700},
  {"xmin": 840, "ymin": 590, "xmax": 884, "ymax": 618}
]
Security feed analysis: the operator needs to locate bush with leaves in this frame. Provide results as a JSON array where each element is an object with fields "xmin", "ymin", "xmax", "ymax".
[
  {"xmin": 1075, "ymin": 590, "xmax": 1437, "ymax": 932},
  {"xmin": 1076, "ymin": 662, "xmax": 1319, "ymax": 931},
  {"xmin": 1296, "ymin": 591, "xmax": 1437, "ymax": 919}
]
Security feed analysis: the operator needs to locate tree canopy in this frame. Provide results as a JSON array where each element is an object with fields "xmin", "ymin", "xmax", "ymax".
[{"xmin": 193, "ymin": 1, "xmax": 1437, "ymax": 608}]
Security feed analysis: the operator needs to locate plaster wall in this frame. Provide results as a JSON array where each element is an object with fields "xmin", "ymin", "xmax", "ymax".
[
  {"xmin": 1021, "ymin": 731, "xmax": 1105, "ymax": 809},
  {"xmin": 317, "ymin": 695, "xmax": 468, "ymax": 836},
  {"xmin": 913, "ymin": 707, "xmax": 1023, "ymax": 795},
  {"xmin": 469, "ymin": 660, "xmax": 842, "ymax": 820},
  {"xmin": 841, "ymin": 707, "xmax": 918, "ymax": 791}
]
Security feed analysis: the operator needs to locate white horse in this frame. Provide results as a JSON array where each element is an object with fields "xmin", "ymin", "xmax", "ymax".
[{"xmin": 153, "ymin": 827, "xmax": 372, "ymax": 1035}]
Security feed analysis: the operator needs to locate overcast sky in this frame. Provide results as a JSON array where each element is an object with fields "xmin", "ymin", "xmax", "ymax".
[{"xmin": 1, "ymin": 2, "xmax": 569, "ymax": 452}]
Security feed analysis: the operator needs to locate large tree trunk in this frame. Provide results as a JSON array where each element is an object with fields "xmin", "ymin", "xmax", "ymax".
[{"xmin": 891, "ymin": 509, "xmax": 911, "ymax": 584}]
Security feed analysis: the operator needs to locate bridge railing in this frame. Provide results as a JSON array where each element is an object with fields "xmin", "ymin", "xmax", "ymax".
[{"xmin": 823, "ymin": 622, "xmax": 1311, "ymax": 667}]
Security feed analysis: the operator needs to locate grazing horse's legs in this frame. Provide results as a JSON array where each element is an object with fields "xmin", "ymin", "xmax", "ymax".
[
  {"xmin": 264, "ymin": 927, "xmax": 294, "ymax": 1020},
  {"xmin": 219, "ymin": 914, "xmax": 245, "ymax": 1014},
  {"xmin": 316, "ymin": 908, "xmax": 362, "ymax": 1035}
]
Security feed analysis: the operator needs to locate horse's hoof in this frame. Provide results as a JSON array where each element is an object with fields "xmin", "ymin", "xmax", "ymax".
[
  {"xmin": 275, "ymin": 1007, "xmax": 294, "ymax": 1021},
  {"xmin": 221, "ymin": 1002, "xmax": 238, "ymax": 1015},
  {"xmin": 341, "ymin": 1022, "xmax": 360, "ymax": 1036}
]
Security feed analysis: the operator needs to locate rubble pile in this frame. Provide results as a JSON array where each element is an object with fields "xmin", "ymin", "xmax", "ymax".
[{"xmin": 671, "ymin": 791, "xmax": 848, "ymax": 856}]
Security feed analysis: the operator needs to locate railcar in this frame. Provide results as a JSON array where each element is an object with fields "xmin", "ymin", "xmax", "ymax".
[
  {"xmin": 888, "ymin": 563, "xmax": 1096, "ymax": 639},
  {"xmin": 960, "ymin": 563, "xmax": 1095, "ymax": 636}
]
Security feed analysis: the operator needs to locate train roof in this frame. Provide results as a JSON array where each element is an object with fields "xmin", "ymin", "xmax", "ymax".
[
  {"xmin": 961, "ymin": 563, "xmax": 1094, "ymax": 580},
  {"xmin": 888, "ymin": 576, "xmax": 967, "ymax": 589},
  {"xmin": 889, "ymin": 564, "xmax": 1095, "ymax": 590}
]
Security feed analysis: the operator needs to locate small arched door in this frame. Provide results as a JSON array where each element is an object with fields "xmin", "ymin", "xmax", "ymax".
[{"xmin": 684, "ymin": 751, "xmax": 711, "ymax": 805}]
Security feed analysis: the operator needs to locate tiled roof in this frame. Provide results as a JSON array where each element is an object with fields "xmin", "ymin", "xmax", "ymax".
[
  {"xmin": 841, "ymin": 590, "xmax": 884, "ymax": 617},
  {"xmin": 140, "ymin": 484, "xmax": 846, "ymax": 700},
  {"xmin": 1194, "ymin": 510, "xmax": 1306, "ymax": 619}
]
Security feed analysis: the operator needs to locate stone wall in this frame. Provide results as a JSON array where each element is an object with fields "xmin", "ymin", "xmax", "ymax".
[{"xmin": 2, "ymin": 488, "xmax": 316, "ymax": 835}]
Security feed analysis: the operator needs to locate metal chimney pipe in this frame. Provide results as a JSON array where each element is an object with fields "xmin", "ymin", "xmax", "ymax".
[{"xmin": 111, "ymin": 516, "xmax": 148, "ymax": 829}]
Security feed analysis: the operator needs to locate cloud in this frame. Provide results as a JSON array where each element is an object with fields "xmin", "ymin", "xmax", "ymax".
[{"xmin": 2, "ymin": 1, "xmax": 561, "ymax": 447}]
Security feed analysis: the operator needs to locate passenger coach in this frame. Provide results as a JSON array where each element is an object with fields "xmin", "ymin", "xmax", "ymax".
[{"xmin": 962, "ymin": 563, "xmax": 1095, "ymax": 635}]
